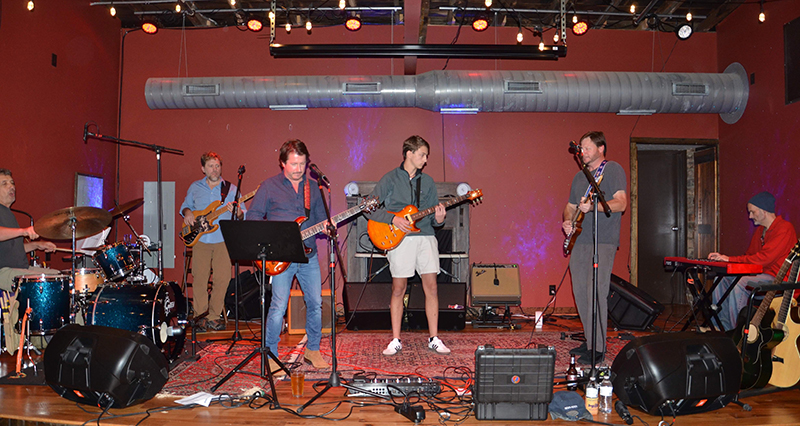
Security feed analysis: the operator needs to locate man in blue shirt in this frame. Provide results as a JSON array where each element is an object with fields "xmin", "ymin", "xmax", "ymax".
[
  {"xmin": 180, "ymin": 152, "xmax": 243, "ymax": 332},
  {"xmin": 246, "ymin": 140, "xmax": 329, "ymax": 374}
]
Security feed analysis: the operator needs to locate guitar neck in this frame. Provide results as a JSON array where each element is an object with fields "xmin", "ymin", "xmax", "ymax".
[
  {"xmin": 777, "ymin": 259, "xmax": 800, "ymax": 327},
  {"xmin": 204, "ymin": 188, "xmax": 258, "ymax": 222},
  {"xmin": 752, "ymin": 242, "xmax": 800, "ymax": 326},
  {"xmin": 410, "ymin": 194, "xmax": 470, "ymax": 222},
  {"xmin": 300, "ymin": 205, "xmax": 364, "ymax": 240}
]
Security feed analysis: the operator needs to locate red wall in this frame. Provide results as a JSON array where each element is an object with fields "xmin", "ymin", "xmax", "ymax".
[
  {"xmin": 717, "ymin": 2, "xmax": 800, "ymax": 254},
  {"xmin": 117, "ymin": 24, "xmax": 720, "ymax": 308},
  {"xmin": 0, "ymin": 3, "xmax": 120, "ymax": 270}
]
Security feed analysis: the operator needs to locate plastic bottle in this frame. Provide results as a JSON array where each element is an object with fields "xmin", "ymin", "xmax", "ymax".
[
  {"xmin": 566, "ymin": 354, "xmax": 579, "ymax": 391},
  {"xmin": 585, "ymin": 376, "xmax": 599, "ymax": 414},
  {"xmin": 599, "ymin": 373, "xmax": 613, "ymax": 414}
]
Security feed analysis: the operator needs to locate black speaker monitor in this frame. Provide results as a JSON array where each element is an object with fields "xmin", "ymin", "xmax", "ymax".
[
  {"xmin": 611, "ymin": 331, "xmax": 742, "ymax": 416},
  {"xmin": 406, "ymin": 282, "xmax": 466, "ymax": 331},
  {"xmin": 608, "ymin": 274, "xmax": 664, "ymax": 331},
  {"xmin": 343, "ymin": 282, "xmax": 392, "ymax": 330},
  {"xmin": 44, "ymin": 324, "xmax": 170, "ymax": 408}
]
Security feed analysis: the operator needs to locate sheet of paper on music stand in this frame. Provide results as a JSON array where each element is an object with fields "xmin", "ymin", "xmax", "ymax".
[
  {"xmin": 76, "ymin": 227, "xmax": 110, "ymax": 255},
  {"xmin": 219, "ymin": 220, "xmax": 309, "ymax": 263}
]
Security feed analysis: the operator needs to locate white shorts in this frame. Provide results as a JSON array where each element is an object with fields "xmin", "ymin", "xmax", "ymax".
[{"xmin": 385, "ymin": 235, "xmax": 440, "ymax": 278}]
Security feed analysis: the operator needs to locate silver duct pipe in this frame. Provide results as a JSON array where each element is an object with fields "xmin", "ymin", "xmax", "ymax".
[{"xmin": 145, "ymin": 62, "xmax": 748, "ymax": 123}]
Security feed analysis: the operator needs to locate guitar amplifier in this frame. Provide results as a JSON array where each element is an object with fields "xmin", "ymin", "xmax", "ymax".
[{"xmin": 470, "ymin": 264, "xmax": 521, "ymax": 306}]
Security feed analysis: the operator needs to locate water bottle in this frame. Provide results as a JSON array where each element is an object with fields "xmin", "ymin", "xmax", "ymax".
[
  {"xmin": 599, "ymin": 373, "xmax": 613, "ymax": 414},
  {"xmin": 566, "ymin": 354, "xmax": 578, "ymax": 391},
  {"xmin": 585, "ymin": 376, "xmax": 599, "ymax": 414}
]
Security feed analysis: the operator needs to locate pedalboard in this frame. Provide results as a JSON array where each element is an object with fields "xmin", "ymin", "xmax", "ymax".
[{"xmin": 347, "ymin": 377, "xmax": 442, "ymax": 397}]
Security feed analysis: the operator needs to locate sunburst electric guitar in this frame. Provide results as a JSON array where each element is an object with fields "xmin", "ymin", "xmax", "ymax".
[
  {"xmin": 563, "ymin": 175, "xmax": 604, "ymax": 256},
  {"xmin": 255, "ymin": 197, "xmax": 380, "ymax": 275},
  {"xmin": 768, "ymin": 257, "xmax": 800, "ymax": 388},
  {"xmin": 367, "ymin": 189, "xmax": 483, "ymax": 251},
  {"xmin": 733, "ymin": 241, "xmax": 800, "ymax": 390},
  {"xmin": 180, "ymin": 186, "xmax": 259, "ymax": 247}
]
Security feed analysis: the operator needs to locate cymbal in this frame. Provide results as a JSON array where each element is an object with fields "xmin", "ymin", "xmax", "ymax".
[
  {"xmin": 35, "ymin": 206, "xmax": 112, "ymax": 240},
  {"xmin": 108, "ymin": 198, "xmax": 144, "ymax": 218}
]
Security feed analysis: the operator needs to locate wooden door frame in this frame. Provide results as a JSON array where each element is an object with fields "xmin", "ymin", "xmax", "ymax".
[{"xmin": 629, "ymin": 137, "xmax": 719, "ymax": 286}]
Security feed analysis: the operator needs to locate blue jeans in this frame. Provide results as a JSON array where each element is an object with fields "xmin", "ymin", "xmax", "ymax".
[
  {"xmin": 711, "ymin": 273, "xmax": 772, "ymax": 331},
  {"xmin": 265, "ymin": 253, "xmax": 323, "ymax": 356}
]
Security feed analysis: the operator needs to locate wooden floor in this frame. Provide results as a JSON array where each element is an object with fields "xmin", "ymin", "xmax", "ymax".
[{"xmin": 2, "ymin": 306, "xmax": 800, "ymax": 426}]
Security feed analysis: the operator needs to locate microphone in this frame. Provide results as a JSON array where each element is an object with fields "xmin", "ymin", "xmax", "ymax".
[
  {"xmin": 238, "ymin": 165, "xmax": 246, "ymax": 175},
  {"xmin": 568, "ymin": 140, "xmax": 581, "ymax": 154},
  {"xmin": 83, "ymin": 123, "xmax": 89, "ymax": 143},
  {"xmin": 615, "ymin": 401, "xmax": 633, "ymax": 425},
  {"xmin": 309, "ymin": 163, "xmax": 330, "ymax": 186}
]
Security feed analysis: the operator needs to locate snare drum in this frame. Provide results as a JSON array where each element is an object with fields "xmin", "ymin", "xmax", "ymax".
[
  {"xmin": 13, "ymin": 274, "xmax": 71, "ymax": 335},
  {"xmin": 93, "ymin": 242, "xmax": 137, "ymax": 282},
  {"xmin": 87, "ymin": 282, "xmax": 186, "ymax": 361},
  {"xmin": 65, "ymin": 268, "xmax": 104, "ymax": 294}
]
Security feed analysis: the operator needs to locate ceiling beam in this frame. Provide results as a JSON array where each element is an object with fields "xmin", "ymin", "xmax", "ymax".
[
  {"xmin": 695, "ymin": 0, "xmax": 740, "ymax": 32},
  {"xmin": 593, "ymin": 0, "xmax": 624, "ymax": 30},
  {"xmin": 403, "ymin": 0, "xmax": 422, "ymax": 75}
]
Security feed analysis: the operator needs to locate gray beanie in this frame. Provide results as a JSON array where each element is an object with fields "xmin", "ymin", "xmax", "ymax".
[{"xmin": 748, "ymin": 191, "xmax": 775, "ymax": 213}]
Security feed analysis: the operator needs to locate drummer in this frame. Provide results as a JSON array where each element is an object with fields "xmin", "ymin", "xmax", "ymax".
[{"xmin": 0, "ymin": 168, "xmax": 57, "ymax": 353}]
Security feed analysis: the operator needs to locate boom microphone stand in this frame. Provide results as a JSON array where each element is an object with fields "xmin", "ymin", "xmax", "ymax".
[{"xmin": 298, "ymin": 167, "xmax": 386, "ymax": 413}]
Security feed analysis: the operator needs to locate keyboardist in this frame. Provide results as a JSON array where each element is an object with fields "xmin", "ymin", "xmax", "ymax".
[{"xmin": 707, "ymin": 191, "xmax": 797, "ymax": 331}]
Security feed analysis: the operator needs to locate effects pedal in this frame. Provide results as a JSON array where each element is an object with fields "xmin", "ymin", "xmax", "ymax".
[{"xmin": 347, "ymin": 376, "xmax": 441, "ymax": 397}]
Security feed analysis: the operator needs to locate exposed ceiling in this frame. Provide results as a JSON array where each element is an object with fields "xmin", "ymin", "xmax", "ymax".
[{"xmin": 91, "ymin": 0, "xmax": 744, "ymax": 37}]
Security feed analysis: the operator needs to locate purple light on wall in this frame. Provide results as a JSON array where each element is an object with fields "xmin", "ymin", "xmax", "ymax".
[
  {"xmin": 442, "ymin": 117, "xmax": 471, "ymax": 170},
  {"xmin": 500, "ymin": 196, "xmax": 558, "ymax": 272},
  {"xmin": 345, "ymin": 113, "xmax": 379, "ymax": 170}
]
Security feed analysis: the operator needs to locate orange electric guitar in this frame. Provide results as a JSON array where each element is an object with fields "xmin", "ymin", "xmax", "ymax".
[
  {"xmin": 255, "ymin": 197, "xmax": 379, "ymax": 275},
  {"xmin": 180, "ymin": 186, "xmax": 259, "ymax": 247},
  {"xmin": 367, "ymin": 189, "xmax": 483, "ymax": 251}
]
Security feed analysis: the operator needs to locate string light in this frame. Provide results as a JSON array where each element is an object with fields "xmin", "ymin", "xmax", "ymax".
[
  {"xmin": 630, "ymin": 4, "xmax": 636, "ymax": 14},
  {"xmin": 229, "ymin": 0, "xmax": 236, "ymax": 6},
  {"xmin": 285, "ymin": 22, "xmax": 292, "ymax": 33},
  {"xmin": 758, "ymin": 0, "xmax": 765, "ymax": 23},
  {"xmin": 339, "ymin": 0, "xmax": 346, "ymax": 10},
  {"xmin": 484, "ymin": 0, "xmax": 492, "ymax": 8},
  {"xmin": 573, "ymin": 15, "xmax": 578, "ymax": 24},
  {"xmin": 686, "ymin": 12, "xmax": 692, "ymax": 22},
  {"xmin": 175, "ymin": 3, "xmax": 181, "ymax": 13},
  {"xmin": 27, "ymin": 1, "xmax": 34, "ymax": 11},
  {"xmin": 539, "ymin": 40, "xmax": 545, "ymax": 51},
  {"xmin": 110, "ymin": 5, "xmax": 117, "ymax": 16},
  {"xmin": 306, "ymin": 20, "xmax": 312, "ymax": 32},
  {"xmin": 553, "ymin": 32, "xmax": 559, "ymax": 43},
  {"xmin": 516, "ymin": 29, "xmax": 523, "ymax": 44}
]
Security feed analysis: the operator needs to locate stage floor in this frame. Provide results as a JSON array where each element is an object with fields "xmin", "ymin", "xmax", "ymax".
[{"xmin": 2, "ymin": 306, "xmax": 800, "ymax": 426}]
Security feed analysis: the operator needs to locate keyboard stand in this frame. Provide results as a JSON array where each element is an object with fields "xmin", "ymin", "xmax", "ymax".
[{"xmin": 680, "ymin": 268, "xmax": 744, "ymax": 331}]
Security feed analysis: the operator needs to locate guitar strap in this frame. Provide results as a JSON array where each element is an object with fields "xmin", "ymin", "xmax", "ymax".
[
  {"xmin": 304, "ymin": 174, "xmax": 311, "ymax": 218},
  {"xmin": 414, "ymin": 175, "xmax": 421, "ymax": 208},
  {"xmin": 582, "ymin": 160, "xmax": 607, "ymax": 198},
  {"xmin": 220, "ymin": 180, "xmax": 231, "ymax": 202}
]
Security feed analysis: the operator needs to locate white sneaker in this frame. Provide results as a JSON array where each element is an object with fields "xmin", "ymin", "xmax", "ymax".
[
  {"xmin": 428, "ymin": 336, "xmax": 451, "ymax": 355},
  {"xmin": 382, "ymin": 338, "xmax": 402, "ymax": 356}
]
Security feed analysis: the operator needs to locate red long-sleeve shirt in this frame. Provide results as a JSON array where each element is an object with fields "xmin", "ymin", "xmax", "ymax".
[{"xmin": 728, "ymin": 216, "xmax": 798, "ymax": 277}]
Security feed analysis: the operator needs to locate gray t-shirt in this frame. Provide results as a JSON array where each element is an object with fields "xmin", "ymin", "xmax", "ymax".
[
  {"xmin": 568, "ymin": 161, "xmax": 627, "ymax": 248},
  {"xmin": 0, "ymin": 205, "xmax": 29, "ymax": 269}
]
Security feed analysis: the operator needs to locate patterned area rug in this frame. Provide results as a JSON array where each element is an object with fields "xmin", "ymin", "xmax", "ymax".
[{"xmin": 162, "ymin": 331, "xmax": 627, "ymax": 397}]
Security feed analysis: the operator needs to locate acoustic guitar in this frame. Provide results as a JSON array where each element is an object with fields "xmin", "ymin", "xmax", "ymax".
[
  {"xmin": 733, "ymin": 241, "xmax": 800, "ymax": 390},
  {"xmin": 367, "ymin": 189, "xmax": 483, "ymax": 251},
  {"xmin": 180, "ymin": 186, "xmax": 259, "ymax": 247},
  {"xmin": 768, "ymin": 257, "xmax": 800, "ymax": 388},
  {"xmin": 563, "ymin": 175, "xmax": 604, "ymax": 256},
  {"xmin": 255, "ymin": 197, "xmax": 379, "ymax": 275}
]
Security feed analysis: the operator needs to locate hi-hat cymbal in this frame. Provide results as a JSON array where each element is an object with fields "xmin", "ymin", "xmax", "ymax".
[
  {"xmin": 34, "ymin": 206, "xmax": 112, "ymax": 240},
  {"xmin": 108, "ymin": 198, "xmax": 144, "ymax": 218}
]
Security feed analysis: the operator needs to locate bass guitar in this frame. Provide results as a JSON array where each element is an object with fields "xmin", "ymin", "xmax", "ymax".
[
  {"xmin": 180, "ymin": 186, "xmax": 259, "ymax": 247},
  {"xmin": 563, "ymin": 175, "xmax": 604, "ymax": 256},
  {"xmin": 367, "ymin": 189, "xmax": 483, "ymax": 251},
  {"xmin": 733, "ymin": 241, "xmax": 800, "ymax": 390},
  {"xmin": 768, "ymin": 256, "xmax": 800, "ymax": 388},
  {"xmin": 255, "ymin": 197, "xmax": 379, "ymax": 275}
]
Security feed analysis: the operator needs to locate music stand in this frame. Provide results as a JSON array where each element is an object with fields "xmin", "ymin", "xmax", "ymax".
[{"xmin": 210, "ymin": 220, "xmax": 308, "ymax": 406}]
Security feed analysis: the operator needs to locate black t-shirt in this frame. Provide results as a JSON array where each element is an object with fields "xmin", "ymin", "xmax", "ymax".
[{"xmin": 0, "ymin": 205, "xmax": 29, "ymax": 269}]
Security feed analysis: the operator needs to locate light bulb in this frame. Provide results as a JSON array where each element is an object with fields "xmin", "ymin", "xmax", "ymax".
[
  {"xmin": 285, "ymin": 22, "xmax": 292, "ymax": 33},
  {"xmin": 573, "ymin": 15, "xmax": 578, "ymax": 24},
  {"xmin": 175, "ymin": 4, "xmax": 181, "ymax": 13},
  {"xmin": 484, "ymin": 0, "xmax": 492, "ymax": 8},
  {"xmin": 27, "ymin": 1, "xmax": 34, "ymax": 11},
  {"xmin": 630, "ymin": 4, "xmax": 636, "ymax": 14},
  {"xmin": 229, "ymin": 0, "xmax": 236, "ymax": 6},
  {"xmin": 111, "ymin": 6, "xmax": 117, "ymax": 16},
  {"xmin": 686, "ymin": 12, "xmax": 692, "ymax": 22},
  {"xmin": 553, "ymin": 33, "xmax": 559, "ymax": 43},
  {"xmin": 306, "ymin": 20, "xmax": 312, "ymax": 31},
  {"xmin": 269, "ymin": 10, "xmax": 275, "ymax": 21},
  {"xmin": 539, "ymin": 41, "xmax": 545, "ymax": 51},
  {"xmin": 516, "ymin": 31, "xmax": 523, "ymax": 43},
  {"xmin": 339, "ymin": 0, "xmax": 346, "ymax": 9},
  {"xmin": 759, "ymin": 11, "xmax": 765, "ymax": 22}
]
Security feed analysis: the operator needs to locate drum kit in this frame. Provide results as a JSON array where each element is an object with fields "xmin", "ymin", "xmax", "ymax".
[{"xmin": 11, "ymin": 199, "xmax": 186, "ymax": 362}]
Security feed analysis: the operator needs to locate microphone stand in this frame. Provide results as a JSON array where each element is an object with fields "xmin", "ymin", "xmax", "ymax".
[
  {"xmin": 298, "ymin": 174, "xmax": 387, "ymax": 413},
  {"xmin": 85, "ymin": 126, "xmax": 183, "ymax": 280},
  {"xmin": 574, "ymin": 152, "xmax": 611, "ymax": 378}
]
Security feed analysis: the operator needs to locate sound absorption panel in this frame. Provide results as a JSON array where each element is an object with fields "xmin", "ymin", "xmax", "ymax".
[
  {"xmin": 288, "ymin": 289, "xmax": 333, "ymax": 334},
  {"xmin": 44, "ymin": 324, "xmax": 169, "ymax": 409},
  {"xmin": 611, "ymin": 331, "xmax": 741, "ymax": 416},
  {"xmin": 470, "ymin": 264, "xmax": 521, "ymax": 305}
]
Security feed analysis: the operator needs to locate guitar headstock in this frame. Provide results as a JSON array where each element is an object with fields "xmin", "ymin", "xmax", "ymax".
[
  {"xmin": 360, "ymin": 196, "xmax": 380, "ymax": 213},
  {"xmin": 467, "ymin": 189, "xmax": 484, "ymax": 204},
  {"xmin": 789, "ymin": 240, "xmax": 800, "ymax": 263}
]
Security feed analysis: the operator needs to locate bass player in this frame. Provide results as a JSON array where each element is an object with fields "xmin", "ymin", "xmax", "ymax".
[
  {"xmin": 561, "ymin": 131, "xmax": 627, "ymax": 365},
  {"xmin": 180, "ymin": 152, "xmax": 244, "ymax": 332}
]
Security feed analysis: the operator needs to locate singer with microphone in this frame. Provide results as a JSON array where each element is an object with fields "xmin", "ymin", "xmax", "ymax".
[
  {"xmin": 0, "ymin": 168, "xmax": 58, "ymax": 354},
  {"xmin": 561, "ymin": 132, "xmax": 628, "ymax": 365},
  {"xmin": 245, "ymin": 139, "xmax": 330, "ymax": 373},
  {"xmin": 180, "ymin": 152, "xmax": 244, "ymax": 332},
  {"xmin": 364, "ymin": 135, "xmax": 451, "ymax": 356}
]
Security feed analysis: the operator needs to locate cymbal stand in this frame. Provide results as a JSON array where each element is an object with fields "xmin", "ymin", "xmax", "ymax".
[{"xmin": 119, "ymin": 213, "xmax": 154, "ymax": 280}]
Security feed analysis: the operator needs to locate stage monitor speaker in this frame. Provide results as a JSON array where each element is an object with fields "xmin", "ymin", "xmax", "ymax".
[
  {"xmin": 611, "ymin": 331, "xmax": 742, "ymax": 416},
  {"xmin": 44, "ymin": 324, "xmax": 169, "ymax": 409},
  {"xmin": 343, "ymin": 282, "xmax": 392, "ymax": 330},
  {"xmin": 225, "ymin": 270, "xmax": 265, "ymax": 320},
  {"xmin": 288, "ymin": 289, "xmax": 333, "ymax": 334},
  {"xmin": 608, "ymin": 274, "xmax": 665, "ymax": 331},
  {"xmin": 470, "ymin": 264, "xmax": 521, "ymax": 305},
  {"xmin": 406, "ymin": 282, "xmax": 466, "ymax": 331}
]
